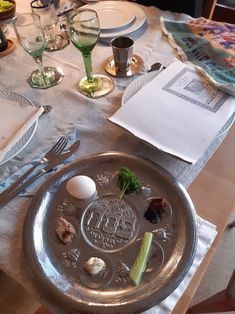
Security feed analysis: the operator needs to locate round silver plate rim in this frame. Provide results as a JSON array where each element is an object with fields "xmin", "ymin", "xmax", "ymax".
[{"xmin": 23, "ymin": 151, "xmax": 198, "ymax": 314}]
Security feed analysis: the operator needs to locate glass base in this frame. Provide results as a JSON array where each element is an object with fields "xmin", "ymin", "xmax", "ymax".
[
  {"xmin": 28, "ymin": 66, "xmax": 64, "ymax": 89},
  {"xmin": 78, "ymin": 74, "xmax": 114, "ymax": 98},
  {"xmin": 45, "ymin": 34, "xmax": 69, "ymax": 52}
]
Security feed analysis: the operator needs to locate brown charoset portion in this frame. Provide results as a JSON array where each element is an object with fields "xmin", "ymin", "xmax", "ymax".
[
  {"xmin": 144, "ymin": 198, "xmax": 167, "ymax": 224},
  {"xmin": 56, "ymin": 217, "xmax": 76, "ymax": 244}
]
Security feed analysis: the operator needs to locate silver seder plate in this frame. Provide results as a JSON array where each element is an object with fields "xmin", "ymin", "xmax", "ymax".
[{"xmin": 23, "ymin": 152, "xmax": 198, "ymax": 313}]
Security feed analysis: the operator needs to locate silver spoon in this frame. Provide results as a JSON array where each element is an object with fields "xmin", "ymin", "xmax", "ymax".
[
  {"xmin": 42, "ymin": 105, "xmax": 52, "ymax": 114},
  {"xmin": 139, "ymin": 62, "xmax": 166, "ymax": 75},
  {"xmin": 146, "ymin": 62, "xmax": 166, "ymax": 73}
]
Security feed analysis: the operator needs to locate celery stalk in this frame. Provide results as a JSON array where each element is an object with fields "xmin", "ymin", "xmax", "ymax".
[{"xmin": 130, "ymin": 232, "xmax": 153, "ymax": 286}]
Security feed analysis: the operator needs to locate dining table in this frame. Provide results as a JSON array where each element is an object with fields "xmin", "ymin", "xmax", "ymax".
[{"xmin": 0, "ymin": 0, "xmax": 235, "ymax": 313}]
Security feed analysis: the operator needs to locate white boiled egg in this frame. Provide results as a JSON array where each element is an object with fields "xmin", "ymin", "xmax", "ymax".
[{"xmin": 66, "ymin": 175, "xmax": 96, "ymax": 200}]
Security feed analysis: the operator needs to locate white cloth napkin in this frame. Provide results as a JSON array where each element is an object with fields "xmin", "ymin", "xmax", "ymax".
[
  {"xmin": 109, "ymin": 62, "xmax": 235, "ymax": 163},
  {"xmin": 142, "ymin": 215, "xmax": 217, "ymax": 314},
  {"xmin": 0, "ymin": 97, "xmax": 44, "ymax": 162}
]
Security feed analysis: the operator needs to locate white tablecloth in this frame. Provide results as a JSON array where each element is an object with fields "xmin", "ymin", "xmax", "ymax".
[{"xmin": 0, "ymin": 1, "xmax": 220, "ymax": 313}]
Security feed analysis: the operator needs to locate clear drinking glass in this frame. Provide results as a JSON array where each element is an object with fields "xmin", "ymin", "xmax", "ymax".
[
  {"xmin": 30, "ymin": 0, "xmax": 69, "ymax": 51},
  {"xmin": 13, "ymin": 13, "xmax": 64, "ymax": 89},
  {"xmin": 66, "ymin": 8, "xmax": 114, "ymax": 98}
]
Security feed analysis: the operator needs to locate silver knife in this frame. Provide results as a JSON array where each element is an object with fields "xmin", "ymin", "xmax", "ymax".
[{"xmin": 0, "ymin": 139, "xmax": 80, "ymax": 208}]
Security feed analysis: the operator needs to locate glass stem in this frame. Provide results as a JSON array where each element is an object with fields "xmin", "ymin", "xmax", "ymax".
[
  {"xmin": 82, "ymin": 53, "xmax": 93, "ymax": 83},
  {"xmin": 34, "ymin": 55, "xmax": 48, "ymax": 86},
  {"xmin": 44, "ymin": 27, "xmax": 56, "ymax": 43}
]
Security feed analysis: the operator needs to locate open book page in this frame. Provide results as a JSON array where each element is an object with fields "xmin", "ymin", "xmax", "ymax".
[{"xmin": 109, "ymin": 62, "xmax": 235, "ymax": 163}]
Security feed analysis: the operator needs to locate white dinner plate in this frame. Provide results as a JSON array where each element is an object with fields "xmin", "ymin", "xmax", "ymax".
[
  {"xmin": 0, "ymin": 91, "xmax": 38, "ymax": 165},
  {"xmin": 83, "ymin": 1, "xmax": 146, "ymax": 40},
  {"xmin": 87, "ymin": 1, "xmax": 135, "ymax": 31}
]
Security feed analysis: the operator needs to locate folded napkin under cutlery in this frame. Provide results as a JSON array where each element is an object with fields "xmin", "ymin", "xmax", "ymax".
[
  {"xmin": 0, "ymin": 131, "xmax": 79, "ymax": 197},
  {"xmin": 0, "ymin": 137, "xmax": 80, "ymax": 207},
  {"xmin": 0, "ymin": 96, "xmax": 44, "ymax": 163},
  {"xmin": 109, "ymin": 62, "xmax": 235, "ymax": 163}
]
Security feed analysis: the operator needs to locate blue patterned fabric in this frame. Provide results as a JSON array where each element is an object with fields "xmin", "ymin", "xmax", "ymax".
[{"xmin": 0, "ymin": 131, "xmax": 78, "ymax": 196}]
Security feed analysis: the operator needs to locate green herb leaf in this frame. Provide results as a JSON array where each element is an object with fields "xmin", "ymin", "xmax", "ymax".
[{"xmin": 118, "ymin": 166, "xmax": 141, "ymax": 199}]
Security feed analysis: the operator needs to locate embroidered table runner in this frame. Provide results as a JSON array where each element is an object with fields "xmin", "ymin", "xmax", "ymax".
[{"xmin": 161, "ymin": 17, "xmax": 235, "ymax": 96}]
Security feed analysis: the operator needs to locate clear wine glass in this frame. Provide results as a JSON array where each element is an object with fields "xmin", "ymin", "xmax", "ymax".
[
  {"xmin": 66, "ymin": 8, "xmax": 114, "ymax": 98},
  {"xmin": 30, "ymin": 0, "xmax": 69, "ymax": 52},
  {"xmin": 13, "ymin": 13, "xmax": 64, "ymax": 89}
]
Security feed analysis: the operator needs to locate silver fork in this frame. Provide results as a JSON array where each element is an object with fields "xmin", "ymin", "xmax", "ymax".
[{"xmin": 0, "ymin": 136, "xmax": 68, "ymax": 197}]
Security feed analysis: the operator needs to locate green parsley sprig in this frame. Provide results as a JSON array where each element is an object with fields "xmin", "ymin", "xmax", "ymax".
[{"xmin": 118, "ymin": 166, "xmax": 141, "ymax": 199}]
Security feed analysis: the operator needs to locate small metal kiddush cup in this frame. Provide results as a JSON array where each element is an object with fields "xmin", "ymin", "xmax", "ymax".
[{"xmin": 111, "ymin": 36, "xmax": 134, "ymax": 74}]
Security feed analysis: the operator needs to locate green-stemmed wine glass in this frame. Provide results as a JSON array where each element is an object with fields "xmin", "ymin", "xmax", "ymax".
[
  {"xmin": 66, "ymin": 8, "xmax": 114, "ymax": 98},
  {"xmin": 13, "ymin": 13, "xmax": 64, "ymax": 89}
]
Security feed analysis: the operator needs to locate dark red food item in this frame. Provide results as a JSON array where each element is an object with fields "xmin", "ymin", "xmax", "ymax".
[
  {"xmin": 56, "ymin": 216, "xmax": 76, "ymax": 244},
  {"xmin": 144, "ymin": 198, "xmax": 167, "ymax": 224}
]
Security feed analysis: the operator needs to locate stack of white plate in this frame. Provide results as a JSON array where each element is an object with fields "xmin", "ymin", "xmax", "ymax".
[{"xmin": 83, "ymin": 1, "xmax": 146, "ymax": 40}]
